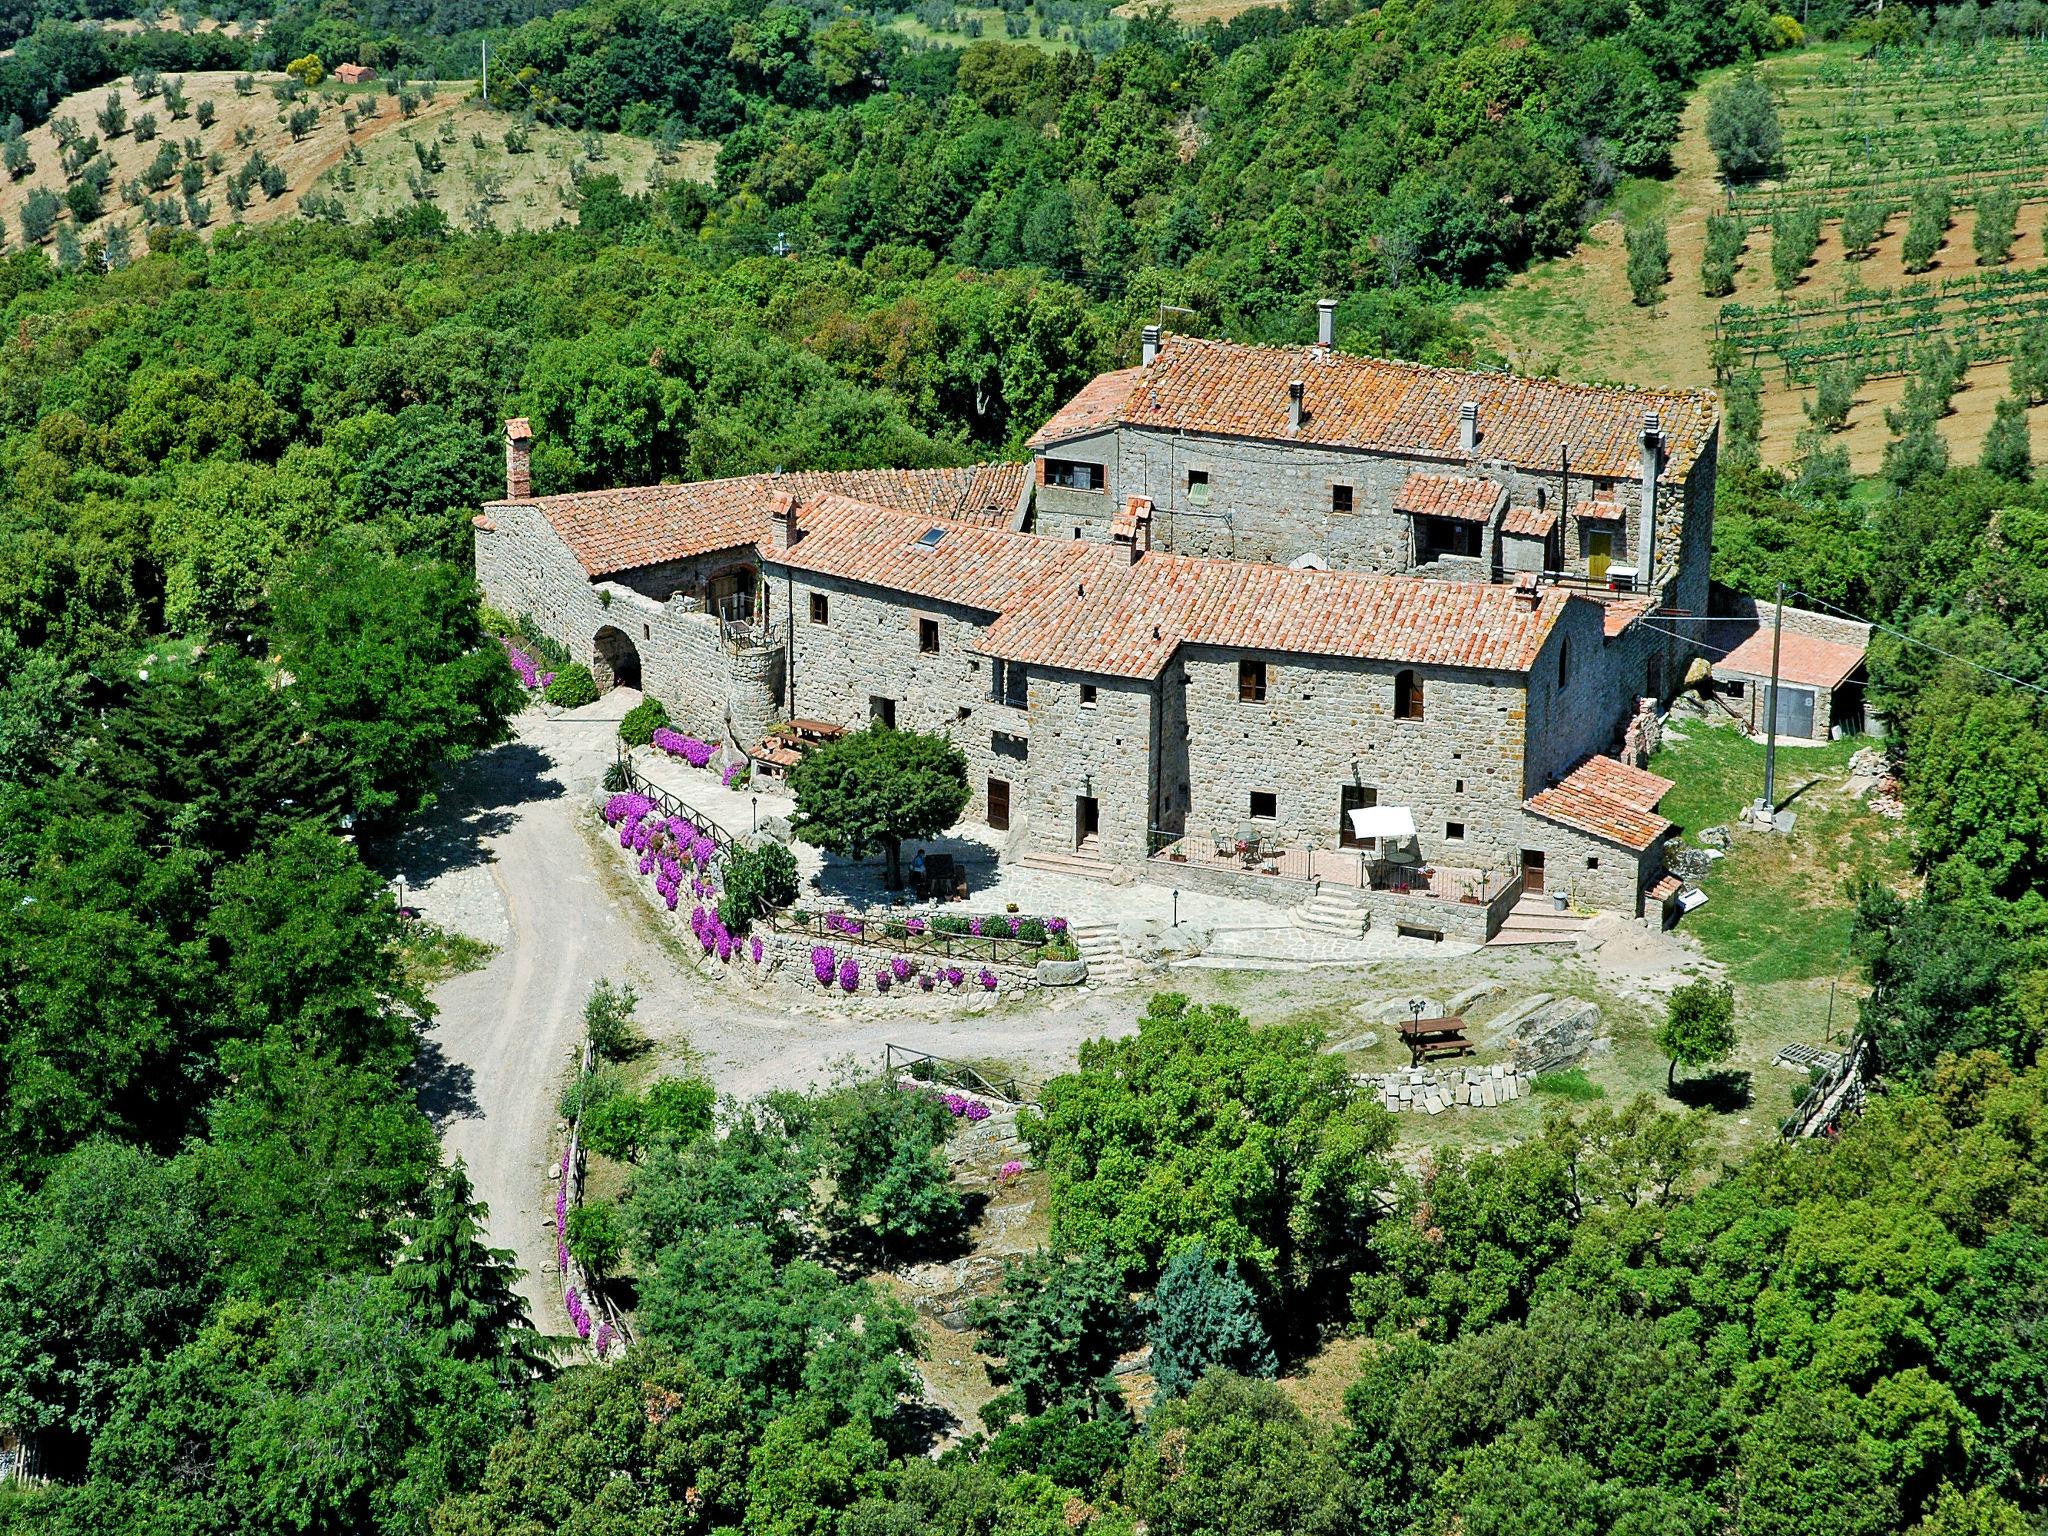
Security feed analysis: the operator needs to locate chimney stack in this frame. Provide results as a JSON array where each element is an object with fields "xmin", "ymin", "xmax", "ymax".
[
  {"xmin": 504, "ymin": 417, "xmax": 533, "ymax": 499},
  {"xmin": 1142, "ymin": 325, "xmax": 1161, "ymax": 367},
  {"xmin": 1458, "ymin": 401, "xmax": 1478, "ymax": 456},
  {"xmin": 1287, "ymin": 379, "xmax": 1305, "ymax": 434},
  {"xmin": 768, "ymin": 491, "xmax": 799, "ymax": 550},
  {"xmin": 1638, "ymin": 411, "xmax": 1662, "ymax": 588},
  {"xmin": 1316, "ymin": 298, "xmax": 1337, "ymax": 350}
]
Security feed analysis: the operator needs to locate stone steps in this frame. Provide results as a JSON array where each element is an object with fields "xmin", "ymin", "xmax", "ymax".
[
  {"xmin": 1293, "ymin": 886, "xmax": 1371, "ymax": 939},
  {"xmin": 1069, "ymin": 921, "xmax": 1137, "ymax": 987},
  {"xmin": 1486, "ymin": 896, "xmax": 1594, "ymax": 947},
  {"xmin": 1012, "ymin": 849, "xmax": 1121, "ymax": 883}
]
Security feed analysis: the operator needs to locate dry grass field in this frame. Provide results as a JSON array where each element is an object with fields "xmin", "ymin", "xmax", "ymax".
[{"xmin": 1, "ymin": 70, "xmax": 712, "ymax": 253}]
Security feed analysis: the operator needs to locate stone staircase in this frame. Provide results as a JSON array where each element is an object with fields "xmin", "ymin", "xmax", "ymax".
[
  {"xmin": 1069, "ymin": 921, "xmax": 1137, "ymax": 987},
  {"xmin": 1011, "ymin": 848, "xmax": 1122, "ymax": 883},
  {"xmin": 1293, "ymin": 884, "xmax": 1373, "ymax": 939},
  {"xmin": 1486, "ymin": 894, "xmax": 1594, "ymax": 947}
]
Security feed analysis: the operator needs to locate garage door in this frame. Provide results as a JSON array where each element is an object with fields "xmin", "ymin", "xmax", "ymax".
[{"xmin": 1774, "ymin": 684, "xmax": 1815, "ymax": 740}]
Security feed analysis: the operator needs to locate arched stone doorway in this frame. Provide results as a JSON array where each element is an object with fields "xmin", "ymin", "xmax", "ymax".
[{"xmin": 592, "ymin": 625, "xmax": 642, "ymax": 691}]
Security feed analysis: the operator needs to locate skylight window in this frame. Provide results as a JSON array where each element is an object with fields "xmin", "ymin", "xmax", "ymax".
[{"xmin": 916, "ymin": 527, "xmax": 946, "ymax": 551}]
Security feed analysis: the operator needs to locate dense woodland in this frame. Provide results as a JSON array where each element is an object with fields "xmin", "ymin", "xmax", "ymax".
[{"xmin": 4, "ymin": 0, "xmax": 2048, "ymax": 1531}]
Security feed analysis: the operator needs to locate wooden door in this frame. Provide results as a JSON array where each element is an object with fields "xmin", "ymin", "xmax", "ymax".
[
  {"xmin": 987, "ymin": 777, "xmax": 1010, "ymax": 832},
  {"xmin": 1521, "ymin": 849, "xmax": 1546, "ymax": 894},
  {"xmin": 1587, "ymin": 531, "xmax": 1612, "ymax": 583}
]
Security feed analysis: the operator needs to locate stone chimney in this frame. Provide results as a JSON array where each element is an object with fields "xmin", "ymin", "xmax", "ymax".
[
  {"xmin": 1287, "ymin": 379, "xmax": 1305, "ymax": 435},
  {"xmin": 768, "ymin": 491, "xmax": 799, "ymax": 549},
  {"xmin": 1316, "ymin": 298, "xmax": 1337, "ymax": 350},
  {"xmin": 1142, "ymin": 324, "xmax": 1161, "ymax": 367},
  {"xmin": 1638, "ymin": 411, "xmax": 1662, "ymax": 588},
  {"xmin": 504, "ymin": 417, "xmax": 533, "ymax": 499},
  {"xmin": 1458, "ymin": 401, "xmax": 1478, "ymax": 456}
]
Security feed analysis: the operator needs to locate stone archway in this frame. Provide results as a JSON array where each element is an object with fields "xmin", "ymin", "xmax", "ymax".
[{"xmin": 592, "ymin": 625, "xmax": 642, "ymax": 691}]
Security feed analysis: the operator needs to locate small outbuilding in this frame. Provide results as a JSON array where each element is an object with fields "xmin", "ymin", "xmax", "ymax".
[
  {"xmin": 1701, "ymin": 588, "xmax": 1874, "ymax": 744},
  {"xmin": 334, "ymin": 62, "xmax": 375, "ymax": 84}
]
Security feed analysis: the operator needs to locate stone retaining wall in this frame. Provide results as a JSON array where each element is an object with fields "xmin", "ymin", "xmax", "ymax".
[{"xmin": 1360, "ymin": 1062, "xmax": 1534, "ymax": 1114}]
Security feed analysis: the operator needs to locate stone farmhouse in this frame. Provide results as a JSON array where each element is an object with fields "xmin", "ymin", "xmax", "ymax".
[{"xmin": 475, "ymin": 328, "xmax": 1721, "ymax": 934}]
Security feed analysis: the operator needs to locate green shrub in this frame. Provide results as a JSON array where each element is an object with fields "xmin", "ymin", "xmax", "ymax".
[
  {"xmin": 1624, "ymin": 217, "xmax": 1669, "ymax": 307},
  {"xmin": 1769, "ymin": 208, "xmax": 1821, "ymax": 290},
  {"xmin": 718, "ymin": 841, "xmax": 800, "ymax": 933},
  {"xmin": 560, "ymin": 1062, "xmax": 629, "ymax": 1125},
  {"xmin": 544, "ymin": 662, "xmax": 599, "ymax": 708},
  {"xmin": 584, "ymin": 978, "xmax": 643, "ymax": 1061},
  {"xmin": 1973, "ymin": 187, "xmax": 2021, "ymax": 266},
  {"xmin": 1700, "ymin": 213, "xmax": 1745, "ymax": 296},
  {"xmin": 618, "ymin": 696, "xmax": 670, "ymax": 747},
  {"xmin": 1901, "ymin": 183, "xmax": 1951, "ymax": 273},
  {"xmin": 566, "ymin": 1200, "xmax": 625, "ymax": 1275},
  {"xmin": 640, "ymin": 1077, "xmax": 716, "ymax": 1146},
  {"xmin": 513, "ymin": 613, "xmax": 571, "ymax": 669},
  {"xmin": 1805, "ymin": 362, "xmax": 1866, "ymax": 433},
  {"xmin": 1838, "ymin": 197, "xmax": 1888, "ymax": 259},
  {"xmin": 1015, "ymin": 917, "xmax": 1048, "ymax": 945}
]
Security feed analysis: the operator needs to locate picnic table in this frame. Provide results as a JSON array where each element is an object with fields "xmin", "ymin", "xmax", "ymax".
[
  {"xmin": 1399, "ymin": 1015, "xmax": 1473, "ymax": 1067},
  {"xmin": 786, "ymin": 718, "xmax": 845, "ymax": 743}
]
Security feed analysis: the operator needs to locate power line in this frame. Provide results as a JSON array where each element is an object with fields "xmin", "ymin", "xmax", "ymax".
[{"xmin": 1789, "ymin": 589, "xmax": 2048, "ymax": 702}]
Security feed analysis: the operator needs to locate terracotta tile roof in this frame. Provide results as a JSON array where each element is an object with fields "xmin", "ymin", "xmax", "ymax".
[
  {"xmin": 489, "ymin": 464, "xmax": 1029, "ymax": 577},
  {"xmin": 1501, "ymin": 504, "xmax": 1557, "ymax": 537},
  {"xmin": 1576, "ymin": 493, "xmax": 1627, "ymax": 520},
  {"xmin": 1030, "ymin": 335, "xmax": 1718, "ymax": 482},
  {"xmin": 1110, "ymin": 496, "xmax": 1152, "ymax": 542},
  {"xmin": 1026, "ymin": 367, "xmax": 1145, "ymax": 449},
  {"xmin": 1646, "ymin": 872, "xmax": 1683, "ymax": 902},
  {"xmin": 1713, "ymin": 627, "xmax": 1866, "ymax": 691},
  {"xmin": 1603, "ymin": 598, "xmax": 1652, "ymax": 638},
  {"xmin": 1525, "ymin": 755, "xmax": 1675, "ymax": 851},
  {"xmin": 761, "ymin": 495, "xmax": 1085, "ymax": 612},
  {"xmin": 1392, "ymin": 473, "xmax": 1506, "ymax": 524},
  {"xmin": 979, "ymin": 544, "xmax": 1579, "ymax": 680}
]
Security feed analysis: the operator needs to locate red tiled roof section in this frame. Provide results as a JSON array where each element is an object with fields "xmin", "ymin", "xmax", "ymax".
[
  {"xmin": 980, "ymin": 544, "xmax": 1579, "ymax": 679},
  {"xmin": 1576, "ymin": 493, "xmax": 1627, "ymax": 520},
  {"xmin": 1393, "ymin": 472, "xmax": 1505, "ymax": 523},
  {"xmin": 493, "ymin": 464, "xmax": 1029, "ymax": 577},
  {"xmin": 1715, "ymin": 628, "xmax": 1866, "ymax": 690},
  {"xmin": 1502, "ymin": 505, "xmax": 1557, "ymax": 537},
  {"xmin": 763, "ymin": 495, "xmax": 1085, "ymax": 612},
  {"xmin": 1646, "ymin": 872, "xmax": 1683, "ymax": 902},
  {"xmin": 1026, "ymin": 367, "xmax": 1145, "ymax": 449},
  {"xmin": 1525, "ymin": 755, "xmax": 1676, "ymax": 851},
  {"xmin": 1031, "ymin": 335, "xmax": 1718, "ymax": 482}
]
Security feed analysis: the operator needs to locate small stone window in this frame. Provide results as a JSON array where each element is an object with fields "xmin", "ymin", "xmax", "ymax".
[
  {"xmin": 957, "ymin": 705, "xmax": 972, "ymax": 721},
  {"xmin": 1446, "ymin": 821, "xmax": 1466, "ymax": 842},
  {"xmin": 1586, "ymin": 856, "xmax": 1601, "ymax": 870},
  {"xmin": 1249, "ymin": 790, "xmax": 1278, "ymax": 820},
  {"xmin": 1454, "ymin": 779, "xmax": 1465, "ymax": 794},
  {"xmin": 1080, "ymin": 683, "xmax": 1098, "ymax": 707},
  {"xmin": 1332, "ymin": 483, "xmax": 1353, "ymax": 514},
  {"xmin": 870, "ymin": 696, "xmax": 896, "ymax": 729},
  {"xmin": 918, "ymin": 617, "xmax": 940, "ymax": 654},
  {"xmin": 1187, "ymin": 469, "xmax": 1211, "ymax": 506},
  {"xmin": 1394, "ymin": 669, "xmax": 1424, "ymax": 721},
  {"xmin": 809, "ymin": 593, "xmax": 829, "ymax": 625},
  {"xmin": 1557, "ymin": 637, "xmax": 1571, "ymax": 689},
  {"xmin": 1239, "ymin": 659, "xmax": 1267, "ymax": 702}
]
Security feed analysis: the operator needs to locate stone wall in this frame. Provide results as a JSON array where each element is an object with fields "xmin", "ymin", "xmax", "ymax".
[
  {"xmin": 1016, "ymin": 667, "xmax": 1158, "ymax": 865},
  {"xmin": 475, "ymin": 509, "xmax": 758, "ymax": 744},
  {"xmin": 1516, "ymin": 812, "xmax": 1659, "ymax": 915},
  {"xmin": 769, "ymin": 565, "xmax": 1007, "ymax": 822},
  {"xmin": 1174, "ymin": 641, "xmax": 1535, "ymax": 874},
  {"xmin": 1361, "ymin": 1062, "xmax": 1534, "ymax": 1113}
]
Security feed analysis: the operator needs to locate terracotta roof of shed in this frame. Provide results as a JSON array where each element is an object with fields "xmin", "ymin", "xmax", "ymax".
[
  {"xmin": 1525, "ymin": 755, "xmax": 1675, "ymax": 851},
  {"xmin": 1393, "ymin": 472, "xmax": 1506, "ymax": 523},
  {"xmin": 1029, "ymin": 335, "xmax": 1718, "ymax": 482},
  {"xmin": 978, "ymin": 543, "xmax": 1578, "ymax": 680},
  {"xmin": 489, "ymin": 463, "xmax": 1028, "ymax": 577},
  {"xmin": 1712, "ymin": 626, "xmax": 1866, "ymax": 691},
  {"xmin": 1502, "ymin": 504, "xmax": 1557, "ymax": 537}
]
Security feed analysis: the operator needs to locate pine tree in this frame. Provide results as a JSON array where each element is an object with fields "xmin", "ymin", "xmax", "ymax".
[
  {"xmin": 1148, "ymin": 1241, "xmax": 1276, "ymax": 1399},
  {"xmin": 393, "ymin": 1158, "xmax": 547, "ymax": 1377}
]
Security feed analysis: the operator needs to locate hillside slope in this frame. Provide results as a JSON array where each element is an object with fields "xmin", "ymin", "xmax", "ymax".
[{"xmin": 0, "ymin": 70, "xmax": 711, "ymax": 253}]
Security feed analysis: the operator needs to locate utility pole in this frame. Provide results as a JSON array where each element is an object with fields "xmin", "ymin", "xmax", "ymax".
[
  {"xmin": 481, "ymin": 39, "xmax": 488, "ymax": 99},
  {"xmin": 1759, "ymin": 580, "xmax": 1786, "ymax": 819}
]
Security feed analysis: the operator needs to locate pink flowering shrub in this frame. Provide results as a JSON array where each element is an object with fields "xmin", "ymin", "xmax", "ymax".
[
  {"xmin": 1000, "ymin": 1160, "xmax": 1025, "ymax": 1181},
  {"xmin": 838, "ymin": 957, "xmax": 860, "ymax": 993},
  {"xmin": 978, "ymin": 968, "xmax": 998, "ymax": 992},
  {"xmin": 750, "ymin": 936, "xmax": 764, "ymax": 965},
  {"xmin": 812, "ymin": 946, "xmax": 836, "ymax": 985},
  {"xmin": 890, "ymin": 955, "xmax": 913, "ymax": 982},
  {"xmin": 651, "ymin": 728, "xmax": 716, "ymax": 768}
]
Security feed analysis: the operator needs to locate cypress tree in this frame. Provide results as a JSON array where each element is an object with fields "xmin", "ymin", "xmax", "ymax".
[
  {"xmin": 393, "ymin": 1157, "xmax": 547, "ymax": 1377},
  {"xmin": 1148, "ymin": 1241, "xmax": 1276, "ymax": 1399}
]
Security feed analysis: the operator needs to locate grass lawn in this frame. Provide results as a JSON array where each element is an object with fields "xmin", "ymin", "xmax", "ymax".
[{"xmin": 1650, "ymin": 719, "xmax": 1910, "ymax": 988}]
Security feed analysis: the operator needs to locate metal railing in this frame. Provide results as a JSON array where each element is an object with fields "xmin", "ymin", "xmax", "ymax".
[
  {"xmin": 886, "ymin": 1044, "xmax": 1034, "ymax": 1105},
  {"xmin": 616, "ymin": 760, "xmax": 738, "ymax": 854}
]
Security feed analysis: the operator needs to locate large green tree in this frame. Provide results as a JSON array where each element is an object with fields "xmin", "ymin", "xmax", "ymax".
[
  {"xmin": 1021, "ymin": 993, "xmax": 1395, "ymax": 1304},
  {"xmin": 394, "ymin": 1159, "xmax": 543, "ymax": 1379},
  {"xmin": 788, "ymin": 723, "xmax": 970, "ymax": 888}
]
